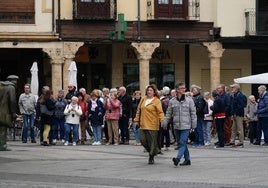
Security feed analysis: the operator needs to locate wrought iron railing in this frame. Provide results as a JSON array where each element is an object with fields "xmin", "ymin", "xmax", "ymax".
[
  {"xmin": 245, "ymin": 8, "xmax": 256, "ymax": 35},
  {"xmin": 73, "ymin": 0, "xmax": 116, "ymax": 20},
  {"xmin": 188, "ymin": 0, "xmax": 200, "ymax": 20},
  {"xmin": 245, "ymin": 8, "xmax": 268, "ymax": 36}
]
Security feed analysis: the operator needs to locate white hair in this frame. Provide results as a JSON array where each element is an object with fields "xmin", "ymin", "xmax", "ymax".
[{"xmin": 162, "ymin": 86, "xmax": 170, "ymax": 95}]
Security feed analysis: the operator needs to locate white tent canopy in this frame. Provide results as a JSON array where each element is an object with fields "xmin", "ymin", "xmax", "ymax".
[{"xmin": 234, "ymin": 73, "xmax": 268, "ymax": 84}]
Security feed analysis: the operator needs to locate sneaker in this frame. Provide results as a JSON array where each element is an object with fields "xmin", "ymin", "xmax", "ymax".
[
  {"xmin": 205, "ymin": 142, "xmax": 211, "ymax": 146},
  {"xmin": 92, "ymin": 142, "xmax": 97, "ymax": 146},
  {"xmin": 106, "ymin": 142, "xmax": 111, "ymax": 146},
  {"xmin": 64, "ymin": 141, "xmax": 69, "ymax": 146},
  {"xmin": 73, "ymin": 142, "xmax": 76, "ymax": 146},
  {"xmin": 113, "ymin": 143, "xmax": 118, "ymax": 146},
  {"xmin": 96, "ymin": 141, "xmax": 101, "ymax": 145},
  {"xmin": 61, "ymin": 139, "xmax": 65, "ymax": 143},
  {"xmin": 52, "ymin": 139, "xmax": 57, "ymax": 144}
]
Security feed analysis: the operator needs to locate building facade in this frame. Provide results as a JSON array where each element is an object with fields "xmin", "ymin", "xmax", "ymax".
[{"xmin": 0, "ymin": 0, "xmax": 267, "ymax": 97}]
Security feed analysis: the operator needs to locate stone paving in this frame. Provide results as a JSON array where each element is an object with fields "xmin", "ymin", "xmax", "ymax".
[{"xmin": 0, "ymin": 140, "xmax": 268, "ymax": 188}]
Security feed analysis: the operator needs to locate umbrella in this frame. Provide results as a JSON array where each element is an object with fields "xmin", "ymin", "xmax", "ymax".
[
  {"xmin": 30, "ymin": 62, "xmax": 39, "ymax": 100},
  {"xmin": 68, "ymin": 61, "xmax": 78, "ymax": 90},
  {"xmin": 234, "ymin": 73, "xmax": 268, "ymax": 84}
]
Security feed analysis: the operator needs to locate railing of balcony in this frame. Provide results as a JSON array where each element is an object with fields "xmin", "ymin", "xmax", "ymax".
[
  {"xmin": 245, "ymin": 9, "xmax": 256, "ymax": 35},
  {"xmin": 73, "ymin": 0, "xmax": 116, "ymax": 20},
  {"xmin": 188, "ymin": 0, "xmax": 200, "ymax": 20}
]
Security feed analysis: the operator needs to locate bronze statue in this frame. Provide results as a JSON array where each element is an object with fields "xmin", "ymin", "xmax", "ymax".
[{"xmin": 0, "ymin": 75, "xmax": 18, "ymax": 151}]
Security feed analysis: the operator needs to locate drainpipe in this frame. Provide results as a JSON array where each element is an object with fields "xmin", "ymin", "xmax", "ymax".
[
  {"xmin": 58, "ymin": 0, "xmax": 61, "ymax": 39},
  {"xmin": 52, "ymin": 0, "xmax": 55, "ymax": 34},
  {"xmin": 137, "ymin": 0, "xmax": 141, "ymax": 41}
]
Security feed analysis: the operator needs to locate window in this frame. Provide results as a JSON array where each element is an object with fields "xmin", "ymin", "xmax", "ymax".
[
  {"xmin": 173, "ymin": 0, "xmax": 183, "ymax": 4},
  {"xmin": 124, "ymin": 63, "xmax": 175, "ymax": 94},
  {"xmin": 0, "ymin": 0, "xmax": 35, "ymax": 24},
  {"xmin": 158, "ymin": 0, "xmax": 168, "ymax": 4}
]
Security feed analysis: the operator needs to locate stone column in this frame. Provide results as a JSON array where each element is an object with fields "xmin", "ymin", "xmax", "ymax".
[
  {"xmin": 43, "ymin": 48, "xmax": 64, "ymax": 95},
  {"xmin": 131, "ymin": 42, "xmax": 160, "ymax": 96},
  {"xmin": 63, "ymin": 42, "xmax": 83, "ymax": 91},
  {"xmin": 203, "ymin": 41, "xmax": 225, "ymax": 92}
]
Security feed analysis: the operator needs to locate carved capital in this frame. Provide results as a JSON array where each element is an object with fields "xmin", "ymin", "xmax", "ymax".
[
  {"xmin": 131, "ymin": 42, "xmax": 160, "ymax": 60},
  {"xmin": 43, "ymin": 48, "xmax": 64, "ymax": 64},
  {"xmin": 63, "ymin": 42, "xmax": 84, "ymax": 59},
  {"xmin": 203, "ymin": 41, "xmax": 225, "ymax": 58}
]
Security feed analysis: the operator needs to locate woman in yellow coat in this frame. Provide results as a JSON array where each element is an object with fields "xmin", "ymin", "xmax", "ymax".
[{"xmin": 134, "ymin": 84, "xmax": 164, "ymax": 164}]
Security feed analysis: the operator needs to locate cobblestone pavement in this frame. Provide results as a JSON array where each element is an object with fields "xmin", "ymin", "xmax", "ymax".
[{"xmin": 0, "ymin": 140, "xmax": 268, "ymax": 188}]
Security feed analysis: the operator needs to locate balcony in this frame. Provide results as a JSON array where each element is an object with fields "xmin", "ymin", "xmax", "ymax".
[
  {"xmin": 245, "ymin": 8, "xmax": 268, "ymax": 36},
  {"xmin": 147, "ymin": 0, "xmax": 200, "ymax": 21},
  {"xmin": 73, "ymin": 0, "xmax": 116, "ymax": 20}
]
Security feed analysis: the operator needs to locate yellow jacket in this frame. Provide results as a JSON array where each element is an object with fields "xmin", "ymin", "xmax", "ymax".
[{"xmin": 134, "ymin": 96, "xmax": 164, "ymax": 131}]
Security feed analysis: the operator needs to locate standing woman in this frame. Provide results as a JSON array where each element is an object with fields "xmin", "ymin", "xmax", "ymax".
[
  {"xmin": 132, "ymin": 90, "xmax": 142, "ymax": 146},
  {"xmin": 64, "ymin": 96, "xmax": 82, "ymax": 146},
  {"xmin": 38, "ymin": 89, "xmax": 56, "ymax": 146},
  {"xmin": 77, "ymin": 92, "xmax": 88, "ymax": 145},
  {"xmin": 134, "ymin": 84, "xmax": 164, "ymax": 164},
  {"xmin": 88, "ymin": 89, "xmax": 105, "ymax": 145},
  {"xmin": 104, "ymin": 88, "xmax": 121, "ymax": 145}
]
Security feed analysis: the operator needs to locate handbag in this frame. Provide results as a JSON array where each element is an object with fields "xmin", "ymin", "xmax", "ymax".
[{"xmin": 40, "ymin": 104, "xmax": 54, "ymax": 116}]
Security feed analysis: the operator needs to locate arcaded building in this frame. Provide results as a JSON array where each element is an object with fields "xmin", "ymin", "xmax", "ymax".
[{"xmin": 0, "ymin": 0, "xmax": 267, "ymax": 97}]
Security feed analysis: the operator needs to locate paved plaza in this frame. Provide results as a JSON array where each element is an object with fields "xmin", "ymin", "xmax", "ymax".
[{"xmin": 0, "ymin": 140, "xmax": 268, "ymax": 188}]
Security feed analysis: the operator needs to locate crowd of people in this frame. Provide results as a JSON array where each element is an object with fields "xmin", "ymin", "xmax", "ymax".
[{"xmin": 17, "ymin": 81, "xmax": 268, "ymax": 166}]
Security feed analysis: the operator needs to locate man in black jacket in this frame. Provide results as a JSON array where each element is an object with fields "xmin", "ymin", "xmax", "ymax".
[
  {"xmin": 118, "ymin": 86, "xmax": 132, "ymax": 145},
  {"xmin": 191, "ymin": 85, "xmax": 206, "ymax": 147}
]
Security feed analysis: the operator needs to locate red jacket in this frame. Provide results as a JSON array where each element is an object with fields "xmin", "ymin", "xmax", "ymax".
[{"xmin": 104, "ymin": 98, "xmax": 121, "ymax": 120}]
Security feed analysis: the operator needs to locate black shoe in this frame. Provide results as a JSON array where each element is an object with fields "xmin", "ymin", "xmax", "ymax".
[
  {"xmin": 22, "ymin": 140, "xmax": 27, "ymax": 143},
  {"xmin": 180, "ymin": 160, "xmax": 191, "ymax": 166},
  {"xmin": 214, "ymin": 141, "xmax": 219, "ymax": 146},
  {"xmin": 262, "ymin": 143, "xmax": 268, "ymax": 146},
  {"xmin": 148, "ymin": 155, "xmax": 154, "ymax": 164},
  {"xmin": 172, "ymin": 157, "xmax": 180, "ymax": 166},
  {"xmin": 253, "ymin": 142, "xmax": 260, "ymax": 145},
  {"xmin": 31, "ymin": 140, "xmax": 36, "ymax": 143},
  {"xmin": 81, "ymin": 141, "xmax": 85, "ymax": 145},
  {"xmin": 235, "ymin": 142, "xmax": 244, "ymax": 147},
  {"xmin": 224, "ymin": 143, "xmax": 233, "ymax": 146},
  {"xmin": 43, "ymin": 141, "xmax": 49, "ymax": 146}
]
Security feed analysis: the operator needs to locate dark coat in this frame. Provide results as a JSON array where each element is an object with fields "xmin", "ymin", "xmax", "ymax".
[
  {"xmin": 230, "ymin": 91, "xmax": 247, "ymax": 117},
  {"xmin": 88, "ymin": 99, "xmax": 105, "ymax": 126},
  {"xmin": 118, "ymin": 94, "xmax": 132, "ymax": 118},
  {"xmin": 258, "ymin": 91, "xmax": 268, "ymax": 118},
  {"xmin": 0, "ymin": 81, "xmax": 17, "ymax": 127}
]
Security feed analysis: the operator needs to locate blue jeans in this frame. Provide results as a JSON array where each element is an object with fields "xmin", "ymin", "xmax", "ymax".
[
  {"xmin": 133, "ymin": 127, "xmax": 140, "ymax": 142},
  {"xmin": 52, "ymin": 118, "xmax": 65, "ymax": 140},
  {"xmin": 256, "ymin": 117, "xmax": 268, "ymax": 144},
  {"xmin": 64, "ymin": 123, "xmax": 79, "ymax": 143},
  {"xmin": 119, "ymin": 115, "xmax": 130, "ymax": 142},
  {"xmin": 194, "ymin": 117, "xmax": 204, "ymax": 145},
  {"xmin": 203, "ymin": 120, "xmax": 212, "ymax": 143},
  {"xmin": 248, "ymin": 121, "xmax": 257, "ymax": 144},
  {"xmin": 175, "ymin": 129, "xmax": 190, "ymax": 161},
  {"xmin": 92, "ymin": 126, "xmax": 102, "ymax": 142},
  {"xmin": 22, "ymin": 114, "xmax": 35, "ymax": 141}
]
